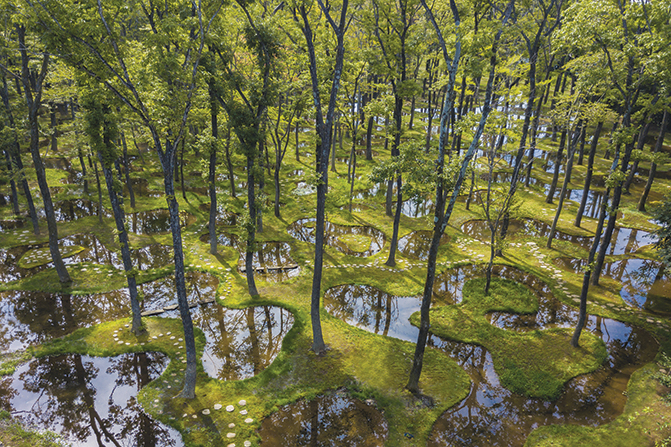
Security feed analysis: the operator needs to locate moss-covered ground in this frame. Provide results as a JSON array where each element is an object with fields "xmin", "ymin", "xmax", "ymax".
[{"xmin": 1, "ymin": 111, "xmax": 671, "ymax": 446}]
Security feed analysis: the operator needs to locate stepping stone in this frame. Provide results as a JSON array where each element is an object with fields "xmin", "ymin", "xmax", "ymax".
[
  {"xmin": 226, "ymin": 405, "xmax": 235, "ymax": 412},
  {"xmin": 244, "ymin": 441, "xmax": 252, "ymax": 446},
  {"xmin": 228, "ymin": 423, "xmax": 235, "ymax": 428},
  {"xmin": 227, "ymin": 433, "xmax": 236, "ymax": 438},
  {"xmin": 214, "ymin": 404, "xmax": 223, "ymax": 410},
  {"xmin": 240, "ymin": 409, "xmax": 248, "ymax": 415},
  {"xmin": 244, "ymin": 418, "xmax": 253, "ymax": 424},
  {"xmin": 202, "ymin": 409, "xmax": 210, "ymax": 415}
]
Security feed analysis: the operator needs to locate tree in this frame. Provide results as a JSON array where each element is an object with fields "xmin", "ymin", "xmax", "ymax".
[
  {"xmin": 292, "ymin": 0, "xmax": 351, "ymax": 354},
  {"xmin": 0, "ymin": 23, "xmax": 71, "ymax": 284},
  {"xmin": 82, "ymin": 92, "xmax": 144, "ymax": 335},
  {"xmin": 407, "ymin": 0, "xmax": 515, "ymax": 394},
  {"xmin": 26, "ymin": 0, "xmax": 221, "ymax": 398}
]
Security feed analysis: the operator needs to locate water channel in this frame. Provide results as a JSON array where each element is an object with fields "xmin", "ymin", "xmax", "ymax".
[{"xmin": 322, "ymin": 265, "xmax": 659, "ymax": 446}]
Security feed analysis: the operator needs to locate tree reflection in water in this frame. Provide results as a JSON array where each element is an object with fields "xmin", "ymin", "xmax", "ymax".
[
  {"xmin": 183, "ymin": 304, "xmax": 294, "ymax": 381},
  {"xmin": 0, "ymin": 353, "xmax": 182, "ymax": 446}
]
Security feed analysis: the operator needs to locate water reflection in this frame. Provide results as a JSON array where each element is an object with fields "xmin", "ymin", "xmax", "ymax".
[
  {"xmin": 40, "ymin": 199, "xmax": 110, "ymax": 222},
  {"xmin": 462, "ymin": 219, "xmax": 651, "ymax": 255},
  {"xmin": 554, "ymin": 257, "xmax": 671, "ymax": 314},
  {"xmin": 138, "ymin": 271, "xmax": 219, "ymax": 312},
  {"xmin": 0, "ymin": 289, "xmax": 130, "ymax": 353},
  {"xmin": 288, "ymin": 218, "xmax": 385, "ymax": 257},
  {"xmin": 398, "ymin": 230, "xmax": 449, "ymax": 260},
  {"xmin": 258, "ymin": 392, "xmax": 388, "ymax": 446},
  {"xmin": 176, "ymin": 305, "xmax": 294, "ymax": 380},
  {"xmin": 0, "ymin": 353, "xmax": 183, "ymax": 446},
  {"xmin": 323, "ymin": 265, "xmax": 659, "ymax": 446},
  {"xmin": 0, "ymin": 220, "xmax": 24, "ymax": 231},
  {"xmin": 199, "ymin": 203, "xmax": 239, "ymax": 226},
  {"xmin": 125, "ymin": 209, "xmax": 196, "ymax": 235},
  {"xmin": 200, "ymin": 233, "xmax": 300, "ymax": 281}
]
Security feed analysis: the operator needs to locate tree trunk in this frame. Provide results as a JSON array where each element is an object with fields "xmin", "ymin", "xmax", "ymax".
[
  {"xmin": 545, "ymin": 128, "xmax": 566, "ymax": 203},
  {"xmin": 97, "ymin": 143, "xmax": 143, "ymax": 335},
  {"xmin": 209, "ymin": 87, "xmax": 218, "ymax": 255},
  {"xmin": 572, "ymin": 188, "xmax": 609, "ymax": 346},
  {"xmin": 623, "ymin": 121, "xmax": 651, "ymax": 194},
  {"xmin": 225, "ymin": 126, "xmax": 236, "ymax": 198},
  {"xmin": 245, "ymin": 154, "xmax": 259, "ymax": 296},
  {"xmin": 2, "ymin": 144, "xmax": 19, "ymax": 215},
  {"xmin": 17, "ymin": 35, "xmax": 70, "ymax": 284},
  {"xmin": 90, "ymin": 155, "xmax": 104, "ymax": 224},
  {"xmin": 575, "ymin": 121, "xmax": 603, "ymax": 227},
  {"xmin": 639, "ymin": 110, "xmax": 667, "ymax": 212},
  {"xmin": 120, "ymin": 132, "xmax": 135, "ymax": 208}
]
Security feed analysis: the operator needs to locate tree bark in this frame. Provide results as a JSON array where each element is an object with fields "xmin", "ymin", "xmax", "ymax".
[
  {"xmin": 639, "ymin": 109, "xmax": 667, "ymax": 212},
  {"xmin": 575, "ymin": 121, "xmax": 603, "ymax": 227},
  {"xmin": 17, "ymin": 27, "xmax": 69, "ymax": 283}
]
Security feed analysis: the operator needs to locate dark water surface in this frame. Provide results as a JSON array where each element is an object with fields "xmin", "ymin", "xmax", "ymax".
[
  {"xmin": 323, "ymin": 265, "xmax": 659, "ymax": 446},
  {"xmin": 0, "ymin": 352, "xmax": 183, "ymax": 446}
]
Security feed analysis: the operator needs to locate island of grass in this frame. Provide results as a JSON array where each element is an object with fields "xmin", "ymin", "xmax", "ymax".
[
  {"xmin": 26, "ymin": 305, "xmax": 472, "ymax": 446},
  {"xmin": 411, "ymin": 277, "xmax": 608, "ymax": 400}
]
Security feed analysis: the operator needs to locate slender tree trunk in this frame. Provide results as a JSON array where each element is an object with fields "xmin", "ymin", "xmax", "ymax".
[
  {"xmin": 96, "ymin": 131, "xmax": 143, "ymax": 335},
  {"xmin": 225, "ymin": 126, "xmax": 236, "ymax": 198},
  {"xmin": 209, "ymin": 86, "xmax": 218, "ymax": 255},
  {"xmin": 2, "ymin": 64, "xmax": 38, "ymax": 233},
  {"xmin": 245, "ymin": 154, "xmax": 259, "ymax": 296},
  {"xmin": 575, "ymin": 121, "xmax": 603, "ymax": 227},
  {"xmin": 572, "ymin": 189, "xmax": 609, "ymax": 347},
  {"xmin": 120, "ymin": 132, "xmax": 135, "ymax": 208},
  {"xmin": 623, "ymin": 121, "xmax": 651, "ymax": 194},
  {"xmin": 90, "ymin": 155, "xmax": 104, "ymax": 224},
  {"xmin": 639, "ymin": 110, "xmax": 667, "ymax": 212},
  {"xmin": 547, "ymin": 125, "xmax": 580, "ymax": 248},
  {"xmin": 2, "ymin": 148, "xmax": 20, "ymax": 215},
  {"xmin": 546, "ymin": 129, "xmax": 567, "ymax": 203},
  {"xmin": 17, "ymin": 34, "xmax": 70, "ymax": 283}
]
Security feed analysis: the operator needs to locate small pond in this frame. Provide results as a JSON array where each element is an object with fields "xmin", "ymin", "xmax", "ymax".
[
  {"xmin": 258, "ymin": 391, "xmax": 388, "ymax": 446},
  {"xmin": 200, "ymin": 233, "xmax": 300, "ymax": 281},
  {"xmin": 553, "ymin": 257, "xmax": 671, "ymax": 314},
  {"xmin": 126, "ymin": 209, "xmax": 196, "ymax": 235},
  {"xmin": 462, "ymin": 219, "xmax": 651, "ymax": 256},
  {"xmin": 324, "ymin": 264, "xmax": 658, "ymax": 446},
  {"xmin": 0, "ymin": 352, "xmax": 183, "ymax": 446},
  {"xmin": 163, "ymin": 304, "xmax": 294, "ymax": 381},
  {"xmin": 398, "ymin": 230, "xmax": 449, "ymax": 260},
  {"xmin": 288, "ymin": 218, "xmax": 385, "ymax": 257}
]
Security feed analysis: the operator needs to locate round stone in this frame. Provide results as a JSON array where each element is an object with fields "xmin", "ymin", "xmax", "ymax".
[
  {"xmin": 244, "ymin": 441, "xmax": 252, "ymax": 447},
  {"xmin": 226, "ymin": 405, "xmax": 235, "ymax": 412},
  {"xmin": 239, "ymin": 399, "xmax": 246, "ymax": 406},
  {"xmin": 226, "ymin": 433, "xmax": 235, "ymax": 438},
  {"xmin": 228, "ymin": 423, "xmax": 235, "ymax": 428},
  {"xmin": 214, "ymin": 404, "xmax": 222, "ymax": 410},
  {"xmin": 240, "ymin": 409, "xmax": 248, "ymax": 415},
  {"xmin": 244, "ymin": 418, "xmax": 253, "ymax": 424},
  {"xmin": 202, "ymin": 409, "xmax": 210, "ymax": 415}
]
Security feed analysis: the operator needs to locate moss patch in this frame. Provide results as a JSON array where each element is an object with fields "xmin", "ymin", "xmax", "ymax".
[
  {"xmin": 525, "ymin": 363, "xmax": 671, "ymax": 447},
  {"xmin": 18, "ymin": 245, "xmax": 85, "ymax": 268},
  {"xmin": 337, "ymin": 233, "xmax": 373, "ymax": 252},
  {"xmin": 412, "ymin": 277, "xmax": 608, "ymax": 400}
]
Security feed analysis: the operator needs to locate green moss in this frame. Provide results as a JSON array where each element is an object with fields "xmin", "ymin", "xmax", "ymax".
[
  {"xmin": 18, "ymin": 244, "xmax": 85, "ymax": 268},
  {"xmin": 525, "ymin": 363, "xmax": 671, "ymax": 447},
  {"xmin": 337, "ymin": 233, "xmax": 372, "ymax": 252},
  {"xmin": 412, "ymin": 277, "xmax": 608, "ymax": 400},
  {"xmin": 0, "ymin": 351, "xmax": 32, "ymax": 376},
  {"xmin": 0, "ymin": 419, "xmax": 65, "ymax": 447}
]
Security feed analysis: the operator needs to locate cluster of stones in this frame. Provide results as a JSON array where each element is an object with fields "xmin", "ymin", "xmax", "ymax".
[
  {"xmin": 14, "ymin": 229, "xmax": 36, "ymax": 245},
  {"xmin": 182, "ymin": 399, "xmax": 255, "ymax": 447},
  {"xmin": 508, "ymin": 241, "xmax": 671, "ymax": 332},
  {"xmin": 188, "ymin": 245, "xmax": 235, "ymax": 298},
  {"xmin": 456, "ymin": 238, "xmax": 487, "ymax": 261}
]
